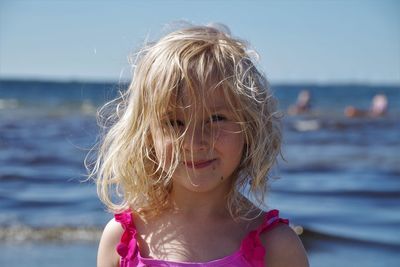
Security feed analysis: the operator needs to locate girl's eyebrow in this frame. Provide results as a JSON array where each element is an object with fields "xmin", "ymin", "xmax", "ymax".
[
  {"xmin": 166, "ymin": 105, "xmax": 228, "ymax": 114},
  {"xmin": 208, "ymin": 104, "xmax": 229, "ymax": 111}
]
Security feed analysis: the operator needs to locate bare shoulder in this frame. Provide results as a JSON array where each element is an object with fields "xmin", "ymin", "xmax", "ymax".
[
  {"xmin": 261, "ymin": 223, "xmax": 309, "ymax": 267},
  {"xmin": 97, "ymin": 218, "xmax": 124, "ymax": 267}
]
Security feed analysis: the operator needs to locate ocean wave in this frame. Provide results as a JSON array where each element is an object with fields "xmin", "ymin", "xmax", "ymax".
[
  {"xmin": 0, "ymin": 173, "xmax": 84, "ymax": 185},
  {"xmin": 0, "ymin": 226, "xmax": 102, "ymax": 243},
  {"xmin": 0, "ymin": 98, "xmax": 19, "ymax": 109},
  {"xmin": 273, "ymin": 188, "xmax": 400, "ymax": 199},
  {"xmin": 300, "ymin": 226, "xmax": 400, "ymax": 251},
  {"xmin": 282, "ymin": 164, "xmax": 344, "ymax": 174},
  {"xmin": 284, "ymin": 116, "xmax": 400, "ymax": 134},
  {"xmin": 2, "ymin": 154, "xmax": 82, "ymax": 166}
]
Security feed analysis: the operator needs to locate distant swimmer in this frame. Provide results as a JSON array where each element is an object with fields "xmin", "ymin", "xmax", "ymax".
[
  {"xmin": 344, "ymin": 93, "xmax": 388, "ymax": 118},
  {"xmin": 370, "ymin": 94, "xmax": 388, "ymax": 117},
  {"xmin": 288, "ymin": 90, "xmax": 312, "ymax": 115}
]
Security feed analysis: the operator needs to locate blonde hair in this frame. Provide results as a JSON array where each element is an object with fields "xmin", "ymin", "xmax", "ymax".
[{"xmin": 87, "ymin": 23, "xmax": 281, "ymax": 219}]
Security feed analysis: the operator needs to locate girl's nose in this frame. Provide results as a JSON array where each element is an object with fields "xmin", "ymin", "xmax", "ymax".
[{"xmin": 182, "ymin": 126, "xmax": 209, "ymax": 151}]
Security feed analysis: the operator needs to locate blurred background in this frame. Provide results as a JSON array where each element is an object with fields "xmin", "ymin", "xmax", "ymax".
[{"xmin": 0, "ymin": 0, "xmax": 399, "ymax": 266}]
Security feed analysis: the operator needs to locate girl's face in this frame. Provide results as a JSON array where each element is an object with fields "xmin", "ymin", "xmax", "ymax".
[{"xmin": 152, "ymin": 88, "xmax": 245, "ymax": 194}]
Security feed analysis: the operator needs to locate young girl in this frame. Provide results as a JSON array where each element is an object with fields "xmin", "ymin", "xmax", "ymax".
[{"xmin": 92, "ymin": 23, "xmax": 309, "ymax": 267}]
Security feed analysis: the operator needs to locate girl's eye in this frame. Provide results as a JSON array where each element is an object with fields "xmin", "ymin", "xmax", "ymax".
[
  {"xmin": 169, "ymin": 119, "xmax": 184, "ymax": 127},
  {"xmin": 210, "ymin": 115, "xmax": 227, "ymax": 122}
]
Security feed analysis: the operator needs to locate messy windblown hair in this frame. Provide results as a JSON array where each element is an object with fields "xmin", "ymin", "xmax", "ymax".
[{"xmin": 87, "ymin": 23, "xmax": 282, "ymax": 219}]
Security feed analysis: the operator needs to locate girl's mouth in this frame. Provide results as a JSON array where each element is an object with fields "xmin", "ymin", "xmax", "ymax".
[{"xmin": 184, "ymin": 159, "xmax": 216, "ymax": 169}]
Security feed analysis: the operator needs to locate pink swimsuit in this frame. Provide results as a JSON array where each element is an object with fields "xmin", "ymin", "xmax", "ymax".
[{"xmin": 115, "ymin": 209, "xmax": 288, "ymax": 267}]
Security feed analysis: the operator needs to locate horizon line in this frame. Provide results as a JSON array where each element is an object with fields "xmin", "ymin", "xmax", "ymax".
[{"xmin": 1, "ymin": 76, "xmax": 399, "ymax": 88}]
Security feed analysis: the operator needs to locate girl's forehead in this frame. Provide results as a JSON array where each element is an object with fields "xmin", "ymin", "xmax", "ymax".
[{"xmin": 172, "ymin": 87, "xmax": 233, "ymax": 112}]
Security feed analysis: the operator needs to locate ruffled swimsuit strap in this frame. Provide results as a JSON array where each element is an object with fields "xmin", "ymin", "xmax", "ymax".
[
  {"xmin": 114, "ymin": 211, "xmax": 139, "ymax": 263},
  {"xmin": 257, "ymin": 209, "xmax": 289, "ymax": 235},
  {"xmin": 240, "ymin": 209, "xmax": 289, "ymax": 267}
]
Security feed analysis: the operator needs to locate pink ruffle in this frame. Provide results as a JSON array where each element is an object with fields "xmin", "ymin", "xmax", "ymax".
[
  {"xmin": 115, "ymin": 211, "xmax": 138, "ymax": 260},
  {"xmin": 241, "ymin": 230, "xmax": 265, "ymax": 267},
  {"xmin": 241, "ymin": 209, "xmax": 289, "ymax": 267}
]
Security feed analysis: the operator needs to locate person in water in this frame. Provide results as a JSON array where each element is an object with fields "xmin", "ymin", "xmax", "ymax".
[
  {"xmin": 91, "ymin": 23, "xmax": 309, "ymax": 267},
  {"xmin": 344, "ymin": 94, "xmax": 388, "ymax": 118},
  {"xmin": 288, "ymin": 90, "xmax": 312, "ymax": 115}
]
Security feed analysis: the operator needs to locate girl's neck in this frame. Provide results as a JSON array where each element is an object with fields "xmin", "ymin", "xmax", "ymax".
[{"xmin": 169, "ymin": 183, "xmax": 231, "ymax": 221}]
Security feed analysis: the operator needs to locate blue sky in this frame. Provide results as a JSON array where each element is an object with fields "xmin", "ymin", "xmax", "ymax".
[{"xmin": 0, "ymin": 0, "xmax": 399, "ymax": 84}]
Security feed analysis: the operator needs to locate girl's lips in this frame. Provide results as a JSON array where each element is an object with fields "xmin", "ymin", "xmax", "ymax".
[{"xmin": 184, "ymin": 159, "xmax": 216, "ymax": 169}]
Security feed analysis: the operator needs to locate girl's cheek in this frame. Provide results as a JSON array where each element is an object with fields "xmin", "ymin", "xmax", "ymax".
[
  {"xmin": 216, "ymin": 124, "xmax": 243, "ymax": 139},
  {"xmin": 154, "ymin": 138, "xmax": 174, "ymax": 166}
]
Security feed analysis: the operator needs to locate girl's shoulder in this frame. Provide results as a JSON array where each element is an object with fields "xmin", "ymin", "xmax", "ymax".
[
  {"xmin": 97, "ymin": 218, "xmax": 125, "ymax": 267},
  {"xmin": 259, "ymin": 216, "xmax": 309, "ymax": 267},
  {"xmin": 98, "ymin": 210, "xmax": 146, "ymax": 266},
  {"xmin": 102, "ymin": 217, "xmax": 125, "ymax": 240}
]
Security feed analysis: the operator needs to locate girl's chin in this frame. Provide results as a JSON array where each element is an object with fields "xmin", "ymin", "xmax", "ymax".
[{"xmin": 172, "ymin": 175, "xmax": 229, "ymax": 193}]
